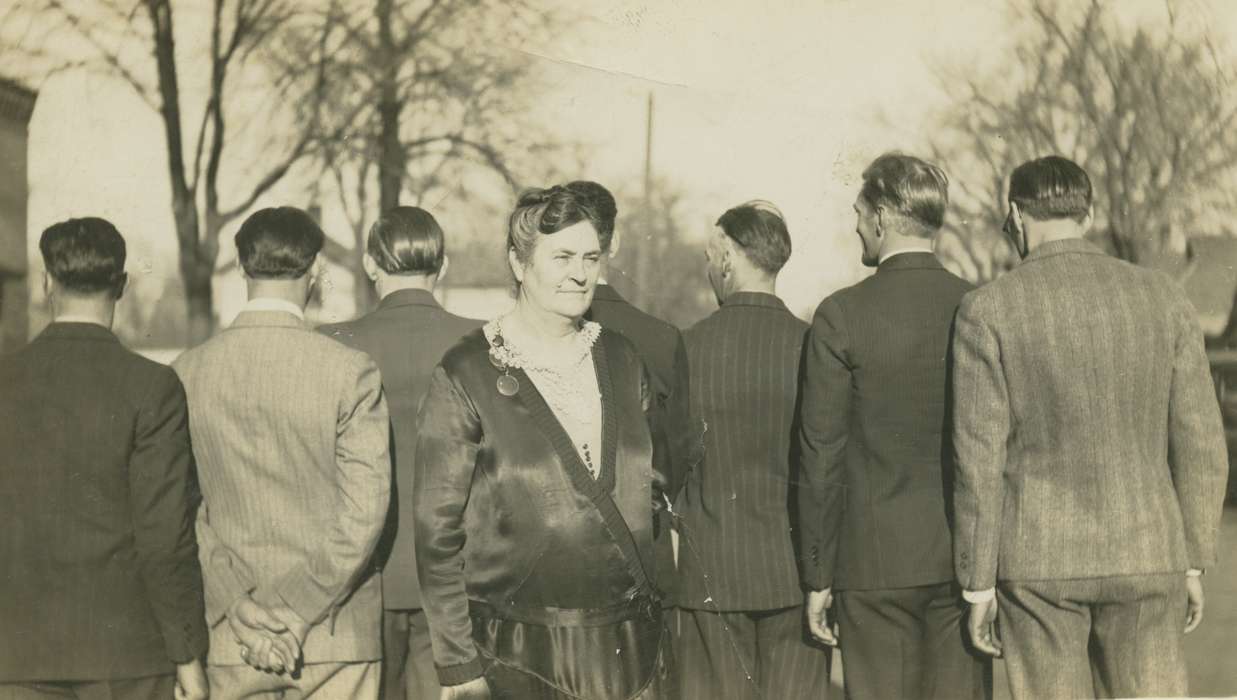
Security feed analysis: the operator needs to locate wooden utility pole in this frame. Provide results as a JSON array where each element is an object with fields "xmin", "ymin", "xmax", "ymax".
[{"xmin": 636, "ymin": 91, "xmax": 654, "ymax": 307}]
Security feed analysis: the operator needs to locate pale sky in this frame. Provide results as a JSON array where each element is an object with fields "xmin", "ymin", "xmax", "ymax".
[{"xmin": 23, "ymin": 0, "xmax": 1237, "ymax": 333}]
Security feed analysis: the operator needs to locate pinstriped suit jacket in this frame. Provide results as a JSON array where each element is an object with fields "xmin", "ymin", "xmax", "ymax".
[
  {"xmin": 673, "ymin": 292, "xmax": 808, "ymax": 611},
  {"xmin": 951, "ymin": 239, "xmax": 1228, "ymax": 590},
  {"xmin": 173, "ymin": 310, "xmax": 391, "ymax": 665}
]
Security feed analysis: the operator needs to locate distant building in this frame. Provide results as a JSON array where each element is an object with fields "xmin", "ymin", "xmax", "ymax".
[
  {"xmin": 1142, "ymin": 236, "xmax": 1237, "ymax": 341},
  {"xmin": 0, "ymin": 78, "xmax": 36, "ymax": 355}
]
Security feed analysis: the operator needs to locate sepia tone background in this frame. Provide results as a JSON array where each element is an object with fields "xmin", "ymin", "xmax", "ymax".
[{"xmin": 3, "ymin": 0, "xmax": 1237, "ymax": 696}]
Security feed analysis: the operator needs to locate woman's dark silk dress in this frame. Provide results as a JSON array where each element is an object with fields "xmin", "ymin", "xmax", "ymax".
[{"xmin": 414, "ymin": 327, "xmax": 674, "ymax": 699}]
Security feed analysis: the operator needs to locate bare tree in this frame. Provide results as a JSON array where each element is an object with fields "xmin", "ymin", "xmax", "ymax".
[
  {"xmin": 2, "ymin": 0, "xmax": 343, "ymax": 343},
  {"xmin": 282, "ymin": 0, "xmax": 569, "ymax": 312},
  {"xmin": 931, "ymin": 0, "xmax": 1237, "ymax": 282}
]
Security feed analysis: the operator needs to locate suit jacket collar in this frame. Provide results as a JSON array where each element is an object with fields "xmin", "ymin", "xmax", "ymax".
[
  {"xmin": 36, "ymin": 321, "xmax": 120, "ymax": 343},
  {"xmin": 1023, "ymin": 237, "xmax": 1106, "ymax": 264},
  {"xmin": 592, "ymin": 283, "xmax": 625, "ymax": 305},
  {"xmin": 378, "ymin": 288, "xmax": 441, "ymax": 311},
  {"xmin": 876, "ymin": 252, "xmax": 945, "ymax": 274},
  {"xmin": 722, "ymin": 291, "xmax": 787, "ymax": 311},
  {"xmin": 228, "ymin": 310, "xmax": 308, "ymax": 330}
]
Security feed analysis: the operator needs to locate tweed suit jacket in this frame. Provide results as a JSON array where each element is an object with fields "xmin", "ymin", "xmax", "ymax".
[
  {"xmin": 0, "ymin": 323, "xmax": 208, "ymax": 681},
  {"xmin": 319, "ymin": 289, "xmax": 481, "ymax": 610},
  {"xmin": 798, "ymin": 253, "xmax": 975, "ymax": 592},
  {"xmin": 951, "ymin": 238, "xmax": 1228, "ymax": 591},
  {"xmin": 673, "ymin": 292, "xmax": 808, "ymax": 611},
  {"xmin": 173, "ymin": 310, "xmax": 391, "ymax": 665}
]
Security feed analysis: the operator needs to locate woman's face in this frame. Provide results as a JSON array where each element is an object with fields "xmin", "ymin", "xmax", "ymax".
[{"xmin": 511, "ymin": 219, "xmax": 603, "ymax": 321}]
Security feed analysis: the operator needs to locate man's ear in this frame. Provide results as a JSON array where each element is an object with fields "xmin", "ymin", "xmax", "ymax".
[
  {"xmin": 437, "ymin": 254, "xmax": 449, "ymax": 285},
  {"xmin": 1081, "ymin": 205, "xmax": 1095, "ymax": 234},
  {"xmin": 114, "ymin": 272, "xmax": 129, "ymax": 301},
  {"xmin": 609, "ymin": 228, "xmax": 622, "ymax": 258},
  {"xmin": 874, "ymin": 206, "xmax": 886, "ymax": 238},
  {"xmin": 362, "ymin": 253, "xmax": 379, "ymax": 282}
]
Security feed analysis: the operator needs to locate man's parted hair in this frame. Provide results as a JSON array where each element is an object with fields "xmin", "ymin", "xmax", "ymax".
[
  {"xmin": 859, "ymin": 153, "xmax": 950, "ymax": 234},
  {"xmin": 368, "ymin": 206, "xmax": 445, "ymax": 275},
  {"xmin": 39, "ymin": 217, "xmax": 127, "ymax": 298},
  {"xmin": 716, "ymin": 200, "xmax": 792, "ymax": 275},
  {"xmin": 235, "ymin": 207, "xmax": 325, "ymax": 279},
  {"xmin": 1008, "ymin": 155, "xmax": 1092, "ymax": 222}
]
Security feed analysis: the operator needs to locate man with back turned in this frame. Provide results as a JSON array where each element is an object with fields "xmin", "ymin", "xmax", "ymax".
[
  {"xmin": 0, "ymin": 217, "xmax": 209, "ymax": 699},
  {"xmin": 952, "ymin": 156, "xmax": 1228, "ymax": 698},
  {"xmin": 798, "ymin": 153, "xmax": 989, "ymax": 700}
]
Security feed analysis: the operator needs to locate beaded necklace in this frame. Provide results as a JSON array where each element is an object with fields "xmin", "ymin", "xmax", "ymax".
[{"xmin": 485, "ymin": 318, "xmax": 603, "ymax": 478}]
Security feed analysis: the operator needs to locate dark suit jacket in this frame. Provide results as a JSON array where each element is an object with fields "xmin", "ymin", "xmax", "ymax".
[
  {"xmin": 320, "ymin": 289, "xmax": 481, "ymax": 610},
  {"xmin": 587, "ymin": 283, "xmax": 696, "ymax": 498},
  {"xmin": 798, "ymin": 253, "xmax": 975, "ymax": 592},
  {"xmin": 674, "ymin": 292, "xmax": 808, "ymax": 611},
  {"xmin": 0, "ymin": 323, "xmax": 208, "ymax": 681},
  {"xmin": 951, "ymin": 239, "xmax": 1228, "ymax": 589}
]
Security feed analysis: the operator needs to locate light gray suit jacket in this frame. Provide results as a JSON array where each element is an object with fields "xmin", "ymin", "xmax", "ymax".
[
  {"xmin": 951, "ymin": 239, "xmax": 1227, "ymax": 590},
  {"xmin": 173, "ymin": 310, "xmax": 391, "ymax": 665}
]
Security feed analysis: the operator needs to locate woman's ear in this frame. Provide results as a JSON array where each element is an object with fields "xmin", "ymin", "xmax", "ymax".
[{"xmin": 507, "ymin": 247, "xmax": 524, "ymax": 284}]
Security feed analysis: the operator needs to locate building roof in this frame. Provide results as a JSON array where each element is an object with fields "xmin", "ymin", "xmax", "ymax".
[
  {"xmin": 0, "ymin": 77, "xmax": 37, "ymax": 124},
  {"xmin": 1144, "ymin": 236, "xmax": 1237, "ymax": 336}
]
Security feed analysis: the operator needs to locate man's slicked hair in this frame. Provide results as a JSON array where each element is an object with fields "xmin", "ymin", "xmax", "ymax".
[
  {"xmin": 1008, "ymin": 155, "xmax": 1092, "ymax": 222},
  {"xmin": 39, "ymin": 217, "xmax": 127, "ymax": 297},
  {"xmin": 716, "ymin": 200, "xmax": 792, "ymax": 275},
  {"xmin": 859, "ymin": 153, "xmax": 950, "ymax": 233},
  {"xmin": 367, "ymin": 206, "xmax": 445, "ymax": 275},
  {"xmin": 235, "ymin": 207, "xmax": 325, "ymax": 279}
]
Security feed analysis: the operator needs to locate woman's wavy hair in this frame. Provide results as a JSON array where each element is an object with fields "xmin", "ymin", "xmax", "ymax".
[{"xmin": 507, "ymin": 184, "xmax": 613, "ymax": 265}]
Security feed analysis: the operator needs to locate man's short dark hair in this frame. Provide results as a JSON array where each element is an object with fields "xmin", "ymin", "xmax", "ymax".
[
  {"xmin": 1008, "ymin": 156, "xmax": 1092, "ymax": 222},
  {"xmin": 859, "ymin": 153, "xmax": 950, "ymax": 233},
  {"xmin": 235, "ymin": 207, "xmax": 325, "ymax": 279},
  {"xmin": 39, "ymin": 217, "xmax": 127, "ymax": 297},
  {"xmin": 367, "ymin": 206, "xmax": 445, "ymax": 275},
  {"xmin": 565, "ymin": 180, "xmax": 618, "ymax": 239},
  {"xmin": 716, "ymin": 200, "xmax": 792, "ymax": 275}
]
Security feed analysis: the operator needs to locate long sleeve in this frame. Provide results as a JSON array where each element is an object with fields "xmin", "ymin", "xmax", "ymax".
[
  {"xmin": 256, "ymin": 354, "xmax": 391, "ymax": 625},
  {"xmin": 796, "ymin": 297, "xmax": 853, "ymax": 591},
  {"xmin": 414, "ymin": 365, "xmax": 484, "ymax": 686},
  {"xmin": 1166, "ymin": 290, "xmax": 1229, "ymax": 569},
  {"xmin": 663, "ymin": 334, "xmax": 698, "ymax": 500},
  {"xmin": 129, "ymin": 369, "xmax": 210, "ymax": 663},
  {"xmin": 950, "ymin": 293, "xmax": 1009, "ymax": 591}
]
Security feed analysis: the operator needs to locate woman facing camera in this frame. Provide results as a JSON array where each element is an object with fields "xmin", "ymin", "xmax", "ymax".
[{"xmin": 414, "ymin": 185, "xmax": 674, "ymax": 699}]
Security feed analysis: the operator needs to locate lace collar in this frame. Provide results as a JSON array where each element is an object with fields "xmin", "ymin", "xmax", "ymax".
[{"xmin": 484, "ymin": 317, "xmax": 601, "ymax": 372}]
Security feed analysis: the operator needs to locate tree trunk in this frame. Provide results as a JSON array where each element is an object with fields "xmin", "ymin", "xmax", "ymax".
[{"xmin": 376, "ymin": 0, "xmax": 404, "ymax": 215}]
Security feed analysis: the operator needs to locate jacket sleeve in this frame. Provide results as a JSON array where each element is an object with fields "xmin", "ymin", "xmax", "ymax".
[
  {"xmin": 256, "ymin": 353, "xmax": 391, "ymax": 625},
  {"xmin": 796, "ymin": 297, "xmax": 852, "ymax": 591},
  {"xmin": 1166, "ymin": 288, "xmax": 1229, "ymax": 569},
  {"xmin": 129, "ymin": 368, "xmax": 209, "ymax": 662},
  {"xmin": 950, "ymin": 293, "xmax": 1008, "ymax": 591},
  {"xmin": 414, "ymin": 365, "xmax": 485, "ymax": 686}
]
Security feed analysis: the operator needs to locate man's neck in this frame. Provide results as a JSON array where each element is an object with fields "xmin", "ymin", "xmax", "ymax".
[
  {"xmin": 52, "ymin": 297, "xmax": 114, "ymax": 329},
  {"xmin": 1026, "ymin": 225, "xmax": 1084, "ymax": 252},
  {"xmin": 879, "ymin": 234, "xmax": 935, "ymax": 264},
  {"xmin": 246, "ymin": 279, "xmax": 308, "ymax": 311},
  {"xmin": 727, "ymin": 275, "xmax": 776, "ymax": 300},
  {"xmin": 377, "ymin": 273, "xmax": 435, "ymax": 299}
]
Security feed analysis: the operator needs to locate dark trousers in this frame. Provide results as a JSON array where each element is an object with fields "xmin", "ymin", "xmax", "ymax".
[
  {"xmin": 381, "ymin": 609, "xmax": 441, "ymax": 700},
  {"xmin": 997, "ymin": 574, "xmax": 1187, "ymax": 700},
  {"xmin": 0, "ymin": 676, "xmax": 174, "ymax": 700},
  {"xmin": 835, "ymin": 582, "xmax": 991, "ymax": 700},
  {"xmin": 675, "ymin": 606, "xmax": 831, "ymax": 700}
]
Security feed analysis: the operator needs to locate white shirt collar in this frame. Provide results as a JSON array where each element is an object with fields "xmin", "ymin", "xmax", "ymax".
[
  {"xmin": 879, "ymin": 245, "xmax": 936, "ymax": 265},
  {"xmin": 53, "ymin": 314, "xmax": 109, "ymax": 328},
  {"xmin": 243, "ymin": 297, "xmax": 305, "ymax": 320}
]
